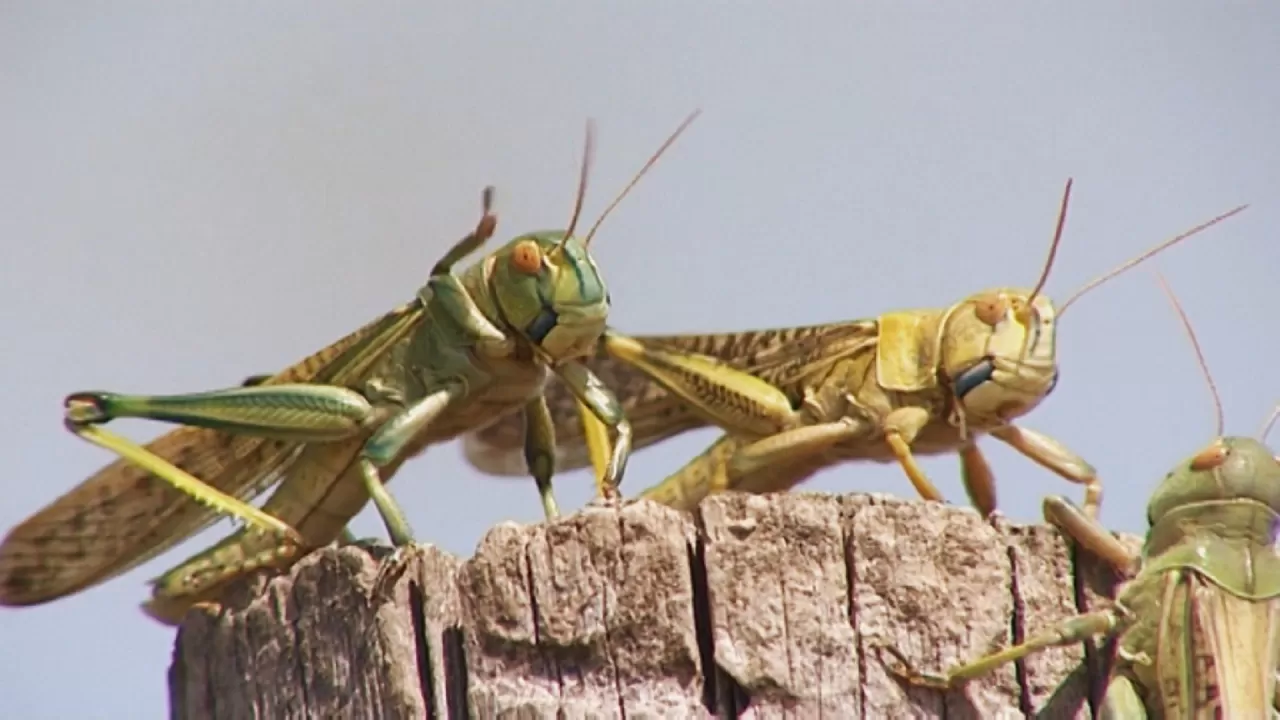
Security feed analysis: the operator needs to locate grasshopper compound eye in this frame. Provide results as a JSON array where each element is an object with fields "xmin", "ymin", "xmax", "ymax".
[
  {"xmin": 510, "ymin": 239, "xmax": 543, "ymax": 275},
  {"xmin": 973, "ymin": 294, "xmax": 1008, "ymax": 327},
  {"xmin": 1189, "ymin": 440, "xmax": 1228, "ymax": 471}
]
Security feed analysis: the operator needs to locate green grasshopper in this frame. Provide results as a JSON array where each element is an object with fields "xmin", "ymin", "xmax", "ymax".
[
  {"xmin": 462, "ymin": 182, "xmax": 1247, "ymax": 520},
  {"xmin": 0, "ymin": 113, "xmax": 699, "ymax": 624},
  {"xmin": 882, "ymin": 274, "xmax": 1280, "ymax": 717}
]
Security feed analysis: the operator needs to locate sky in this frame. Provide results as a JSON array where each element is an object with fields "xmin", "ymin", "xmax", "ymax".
[{"xmin": 2, "ymin": 4, "xmax": 1278, "ymax": 717}]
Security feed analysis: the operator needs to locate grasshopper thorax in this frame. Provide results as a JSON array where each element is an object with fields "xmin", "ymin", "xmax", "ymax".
[
  {"xmin": 485, "ymin": 230, "xmax": 609, "ymax": 363},
  {"xmin": 1146, "ymin": 436, "xmax": 1280, "ymax": 527},
  {"xmin": 940, "ymin": 287, "xmax": 1059, "ymax": 426}
]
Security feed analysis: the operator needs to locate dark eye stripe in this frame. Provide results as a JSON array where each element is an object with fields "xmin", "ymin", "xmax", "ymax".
[
  {"xmin": 527, "ymin": 307, "xmax": 559, "ymax": 343},
  {"xmin": 955, "ymin": 359, "xmax": 995, "ymax": 398}
]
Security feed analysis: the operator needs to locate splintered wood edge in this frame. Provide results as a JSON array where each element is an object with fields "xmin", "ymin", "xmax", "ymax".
[{"xmin": 167, "ymin": 492, "xmax": 1140, "ymax": 719}]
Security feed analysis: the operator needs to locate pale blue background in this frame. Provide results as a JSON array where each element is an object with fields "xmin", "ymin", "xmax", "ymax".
[{"xmin": 3, "ymin": 4, "xmax": 1278, "ymax": 717}]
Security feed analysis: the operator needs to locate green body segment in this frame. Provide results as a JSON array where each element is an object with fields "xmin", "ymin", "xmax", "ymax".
[{"xmin": 885, "ymin": 436, "xmax": 1280, "ymax": 718}]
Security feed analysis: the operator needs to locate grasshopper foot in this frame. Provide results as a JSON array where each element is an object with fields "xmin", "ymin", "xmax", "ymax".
[
  {"xmin": 371, "ymin": 545, "xmax": 417, "ymax": 602},
  {"xmin": 879, "ymin": 646, "xmax": 956, "ymax": 690},
  {"xmin": 586, "ymin": 486, "xmax": 623, "ymax": 511}
]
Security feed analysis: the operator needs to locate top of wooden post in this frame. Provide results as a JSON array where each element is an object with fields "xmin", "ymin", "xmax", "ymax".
[{"xmin": 168, "ymin": 491, "xmax": 1138, "ymax": 719}]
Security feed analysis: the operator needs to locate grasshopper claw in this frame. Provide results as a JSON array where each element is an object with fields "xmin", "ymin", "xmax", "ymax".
[
  {"xmin": 879, "ymin": 645, "xmax": 955, "ymax": 690},
  {"xmin": 371, "ymin": 546, "xmax": 415, "ymax": 603},
  {"xmin": 585, "ymin": 486, "xmax": 623, "ymax": 511}
]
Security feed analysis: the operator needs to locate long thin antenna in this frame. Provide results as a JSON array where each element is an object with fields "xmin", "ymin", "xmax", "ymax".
[
  {"xmin": 1258, "ymin": 404, "xmax": 1280, "ymax": 443},
  {"xmin": 581, "ymin": 109, "xmax": 701, "ymax": 248},
  {"xmin": 557, "ymin": 120, "xmax": 596, "ymax": 253},
  {"xmin": 1023, "ymin": 178, "xmax": 1073, "ymax": 314},
  {"xmin": 1154, "ymin": 270, "xmax": 1224, "ymax": 437},
  {"xmin": 1058, "ymin": 204, "xmax": 1248, "ymax": 316}
]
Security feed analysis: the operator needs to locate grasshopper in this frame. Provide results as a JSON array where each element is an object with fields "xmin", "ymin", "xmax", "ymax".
[
  {"xmin": 882, "ymin": 274, "xmax": 1280, "ymax": 717},
  {"xmin": 0, "ymin": 113, "xmax": 699, "ymax": 623},
  {"xmin": 462, "ymin": 182, "xmax": 1248, "ymax": 519}
]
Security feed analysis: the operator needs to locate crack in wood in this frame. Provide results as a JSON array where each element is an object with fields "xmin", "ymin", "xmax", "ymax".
[
  {"xmin": 686, "ymin": 534, "xmax": 721, "ymax": 715},
  {"xmin": 408, "ymin": 581, "xmax": 436, "ymax": 718},
  {"xmin": 1008, "ymin": 556, "xmax": 1032, "ymax": 718}
]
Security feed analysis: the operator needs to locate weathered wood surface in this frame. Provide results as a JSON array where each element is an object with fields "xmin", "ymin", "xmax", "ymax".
[{"xmin": 168, "ymin": 492, "xmax": 1141, "ymax": 719}]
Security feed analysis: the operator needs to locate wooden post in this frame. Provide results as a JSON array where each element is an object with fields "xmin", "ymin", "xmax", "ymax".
[{"xmin": 168, "ymin": 492, "xmax": 1138, "ymax": 719}]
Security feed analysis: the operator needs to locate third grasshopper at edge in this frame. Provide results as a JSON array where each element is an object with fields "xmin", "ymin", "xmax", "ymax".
[
  {"xmin": 462, "ymin": 182, "xmax": 1247, "ymax": 520},
  {"xmin": 883, "ymin": 275, "xmax": 1280, "ymax": 717},
  {"xmin": 0, "ymin": 112, "xmax": 699, "ymax": 625}
]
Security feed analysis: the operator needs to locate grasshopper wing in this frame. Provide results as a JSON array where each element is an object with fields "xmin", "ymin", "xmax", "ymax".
[
  {"xmin": 0, "ymin": 302, "xmax": 425, "ymax": 605},
  {"xmin": 462, "ymin": 319, "xmax": 878, "ymax": 476},
  {"xmin": 1189, "ymin": 580, "xmax": 1280, "ymax": 715}
]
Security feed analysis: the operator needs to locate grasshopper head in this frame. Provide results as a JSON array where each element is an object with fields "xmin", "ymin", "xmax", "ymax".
[
  {"xmin": 489, "ymin": 230, "xmax": 609, "ymax": 364},
  {"xmin": 1146, "ymin": 436, "xmax": 1280, "ymax": 525},
  {"xmin": 482, "ymin": 111, "xmax": 698, "ymax": 365},
  {"xmin": 939, "ymin": 287, "xmax": 1059, "ymax": 425}
]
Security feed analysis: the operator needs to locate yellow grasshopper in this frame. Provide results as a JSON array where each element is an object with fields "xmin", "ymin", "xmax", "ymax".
[
  {"xmin": 0, "ymin": 113, "xmax": 699, "ymax": 623},
  {"xmin": 884, "ymin": 274, "xmax": 1280, "ymax": 717},
  {"xmin": 463, "ymin": 183, "xmax": 1247, "ymax": 519}
]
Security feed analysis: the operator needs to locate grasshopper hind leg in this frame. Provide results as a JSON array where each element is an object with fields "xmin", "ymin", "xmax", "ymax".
[
  {"xmin": 724, "ymin": 419, "xmax": 868, "ymax": 491},
  {"xmin": 63, "ymin": 395, "xmax": 304, "ymax": 544}
]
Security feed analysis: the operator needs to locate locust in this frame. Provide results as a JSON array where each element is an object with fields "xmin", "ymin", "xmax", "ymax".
[
  {"xmin": 881, "ymin": 273, "xmax": 1280, "ymax": 718},
  {"xmin": 0, "ymin": 113, "xmax": 699, "ymax": 624},
  {"xmin": 462, "ymin": 181, "xmax": 1248, "ymax": 519}
]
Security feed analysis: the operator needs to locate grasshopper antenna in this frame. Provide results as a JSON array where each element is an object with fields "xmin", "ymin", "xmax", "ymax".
[
  {"xmin": 556, "ymin": 120, "xmax": 596, "ymax": 254},
  {"xmin": 581, "ymin": 109, "xmax": 701, "ymax": 249},
  {"xmin": 1058, "ymin": 203, "xmax": 1249, "ymax": 317},
  {"xmin": 1154, "ymin": 270, "xmax": 1224, "ymax": 437},
  {"xmin": 1022, "ymin": 178, "xmax": 1073, "ymax": 319},
  {"xmin": 1258, "ymin": 404, "xmax": 1280, "ymax": 443}
]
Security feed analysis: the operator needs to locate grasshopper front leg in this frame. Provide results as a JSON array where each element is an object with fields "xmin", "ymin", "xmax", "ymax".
[
  {"xmin": 954, "ymin": 428, "xmax": 1101, "ymax": 520},
  {"xmin": 979, "ymin": 425, "xmax": 1102, "ymax": 518},
  {"xmin": 1041, "ymin": 494, "xmax": 1139, "ymax": 573},
  {"xmin": 555, "ymin": 361, "xmax": 632, "ymax": 504},
  {"xmin": 882, "ymin": 606, "xmax": 1123, "ymax": 690}
]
